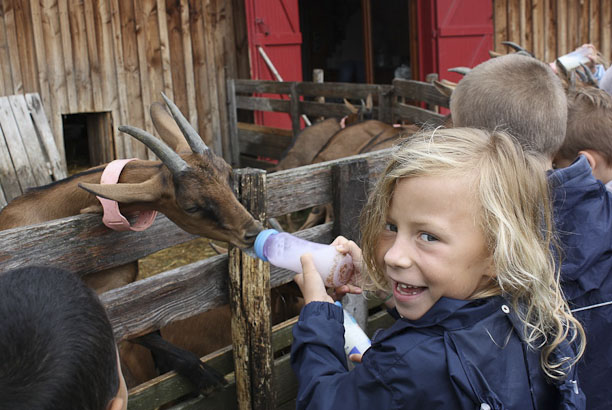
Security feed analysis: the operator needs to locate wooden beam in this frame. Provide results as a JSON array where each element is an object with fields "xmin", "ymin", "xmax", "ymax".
[{"xmin": 229, "ymin": 168, "xmax": 274, "ymax": 410}]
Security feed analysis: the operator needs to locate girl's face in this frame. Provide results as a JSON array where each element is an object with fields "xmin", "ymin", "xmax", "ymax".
[{"xmin": 376, "ymin": 175, "xmax": 494, "ymax": 320}]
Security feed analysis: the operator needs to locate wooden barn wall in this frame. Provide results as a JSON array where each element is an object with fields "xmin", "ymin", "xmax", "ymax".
[
  {"xmin": 493, "ymin": 0, "xmax": 612, "ymax": 65},
  {"xmin": 0, "ymin": 0, "xmax": 248, "ymax": 163}
]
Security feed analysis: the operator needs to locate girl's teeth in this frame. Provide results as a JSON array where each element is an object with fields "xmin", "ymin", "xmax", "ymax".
[{"xmin": 397, "ymin": 283, "xmax": 421, "ymax": 295}]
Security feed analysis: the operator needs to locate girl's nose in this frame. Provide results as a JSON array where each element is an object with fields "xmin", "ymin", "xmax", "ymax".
[{"xmin": 383, "ymin": 237, "xmax": 413, "ymax": 269}]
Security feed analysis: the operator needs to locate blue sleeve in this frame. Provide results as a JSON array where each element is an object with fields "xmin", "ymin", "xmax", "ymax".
[{"xmin": 290, "ymin": 302, "xmax": 394, "ymax": 410}]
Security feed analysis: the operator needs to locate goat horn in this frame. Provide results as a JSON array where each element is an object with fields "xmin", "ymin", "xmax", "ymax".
[
  {"xmin": 118, "ymin": 125, "xmax": 189, "ymax": 175},
  {"xmin": 448, "ymin": 67, "xmax": 471, "ymax": 76},
  {"xmin": 502, "ymin": 41, "xmax": 535, "ymax": 57},
  {"xmin": 579, "ymin": 62, "xmax": 598, "ymax": 86},
  {"xmin": 575, "ymin": 67, "xmax": 588, "ymax": 83},
  {"xmin": 161, "ymin": 92, "xmax": 209, "ymax": 154}
]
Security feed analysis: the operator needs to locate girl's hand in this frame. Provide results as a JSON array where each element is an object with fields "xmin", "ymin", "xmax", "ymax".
[
  {"xmin": 331, "ymin": 236, "xmax": 364, "ymax": 285},
  {"xmin": 294, "ymin": 253, "xmax": 334, "ymax": 304}
]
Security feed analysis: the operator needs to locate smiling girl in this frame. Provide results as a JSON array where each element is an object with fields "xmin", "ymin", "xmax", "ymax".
[{"xmin": 290, "ymin": 127, "xmax": 585, "ymax": 410}]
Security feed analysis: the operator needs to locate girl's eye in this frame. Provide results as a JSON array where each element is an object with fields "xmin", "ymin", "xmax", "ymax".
[
  {"xmin": 384, "ymin": 223, "xmax": 398, "ymax": 233},
  {"xmin": 419, "ymin": 232, "xmax": 438, "ymax": 242}
]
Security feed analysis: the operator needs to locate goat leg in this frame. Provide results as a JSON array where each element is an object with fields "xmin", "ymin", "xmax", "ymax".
[{"xmin": 133, "ymin": 331, "xmax": 228, "ymax": 395}]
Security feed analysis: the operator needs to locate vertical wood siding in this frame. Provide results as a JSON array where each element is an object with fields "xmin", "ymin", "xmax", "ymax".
[
  {"xmin": 494, "ymin": 0, "xmax": 612, "ymax": 65},
  {"xmin": 0, "ymin": 0, "xmax": 244, "ymax": 162}
]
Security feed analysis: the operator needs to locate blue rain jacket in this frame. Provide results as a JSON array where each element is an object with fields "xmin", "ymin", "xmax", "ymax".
[
  {"xmin": 291, "ymin": 297, "xmax": 584, "ymax": 410},
  {"xmin": 549, "ymin": 155, "xmax": 612, "ymax": 410}
]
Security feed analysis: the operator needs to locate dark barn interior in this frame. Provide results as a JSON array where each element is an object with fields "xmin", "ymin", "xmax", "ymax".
[{"xmin": 299, "ymin": 0, "xmax": 412, "ymax": 84}]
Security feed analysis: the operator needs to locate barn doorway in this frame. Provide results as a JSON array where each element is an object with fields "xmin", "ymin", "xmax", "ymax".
[
  {"xmin": 299, "ymin": 0, "xmax": 414, "ymax": 84},
  {"xmin": 62, "ymin": 112, "xmax": 114, "ymax": 175}
]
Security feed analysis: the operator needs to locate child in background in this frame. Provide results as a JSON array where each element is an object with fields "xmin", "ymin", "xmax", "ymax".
[
  {"xmin": 291, "ymin": 127, "xmax": 585, "ymax": 410},
  {"xmin": 553, "ymin": 86, "xmax": 612, "ymax": 190},
  {"xmin": 450, "ymin": 53, "xmax": 612, "ymax": 410},
  {"xmin": 0, "ymin": 266, "xmax": 128, "ymax": 410}
]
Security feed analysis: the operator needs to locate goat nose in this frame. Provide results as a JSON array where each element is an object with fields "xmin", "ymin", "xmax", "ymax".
[{"xmin": 244, "ymin": 221, "xmax": 264, "ymax": 242}]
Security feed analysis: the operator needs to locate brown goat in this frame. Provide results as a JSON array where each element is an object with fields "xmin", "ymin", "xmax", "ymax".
[
  {"xmin": 275, "ymin": 117, "xmax": 419, "ymax": 229},
  {"xmin": 0, "ymin": 95, "xmax": 264, "ymax": 392}
]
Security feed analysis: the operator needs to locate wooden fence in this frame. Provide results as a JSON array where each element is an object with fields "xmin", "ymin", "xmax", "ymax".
[
  {"xmin": 0, "ymin": 148, "xmax": 397, "ymax": 410},
  {"xmin": 0, "ymin": 79, "xmax": 447, "ymax": 408},
  {"xmin": 227, "ymin": 78, "xmax": 450, "ymax": 168}
]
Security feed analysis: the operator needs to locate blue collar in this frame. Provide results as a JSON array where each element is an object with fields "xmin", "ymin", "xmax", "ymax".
[{"xmin": 389, "ymin": 296, "xmax": 506, "ymax": 331}]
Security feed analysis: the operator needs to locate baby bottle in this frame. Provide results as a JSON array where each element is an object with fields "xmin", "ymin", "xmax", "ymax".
[
  {"xmin": 555, "ymin": 45, "xmax": 592, "ymax": 71},
  {"xmin": 254, "ymin": 229, "xmax": 354, "ymax": 287},
  {"xmin": 335, "ymin": 301, "xmax": 372, "ymax": 356}
]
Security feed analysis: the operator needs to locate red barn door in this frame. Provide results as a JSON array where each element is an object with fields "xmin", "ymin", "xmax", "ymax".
[
  {"xmin": 245, "ymin": 0, "xmax": 303, "ymax": 129},
  {"xmin": 417, "ymin": 0, "xmax": 493, "ymax": 84}
]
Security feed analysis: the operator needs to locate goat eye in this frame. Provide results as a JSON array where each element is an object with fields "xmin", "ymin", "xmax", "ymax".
[{"xmin": 184, "ymin": 206, "xmax": 200, "ymax": 214}]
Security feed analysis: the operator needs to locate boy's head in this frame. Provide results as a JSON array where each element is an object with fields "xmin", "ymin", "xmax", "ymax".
[
  {"xmin": 554, "ymin": 86, "xmax": 612, "ymax": 184},
  {"xmin": 450, "ymin": 54, "xmax": 568, "ymax": 161},
  {"xmin": 0, "ymin": 266, "xmax": 127, "ymax": 410}
]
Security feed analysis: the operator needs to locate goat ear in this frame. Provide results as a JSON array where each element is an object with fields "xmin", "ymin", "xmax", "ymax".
[
  {"xmin": 343, "ymin": 98, "xmax": 359, "ymax": 114},
  {"xmin": 78, "ymin": 178, "xmax": 162, "ymax": 203},
  {"xmin": 365, "ymin": 94, "xmax": 373, "ymax": 110},
  {"xmin": 150, "ymin": 102, "xmax": 191, "ymax": 154}
]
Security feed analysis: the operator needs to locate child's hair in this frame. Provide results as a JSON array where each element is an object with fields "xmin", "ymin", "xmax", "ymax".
[
  {"xmin": 556, "ymin": 86, "xmax": 612, "ymax": 166},
  {"xmin": 0, "ymin": 266, "xmax": 120, "ymax": 410},
  {"xmin": 360, "ymin": 127, "xmax": 584, "ymax": 380},
  {"xmin": 450, "ymin": 54, "xmax": 568, "ymax": 159}
]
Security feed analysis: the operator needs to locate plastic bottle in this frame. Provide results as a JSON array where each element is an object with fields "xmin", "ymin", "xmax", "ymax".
[
  {"xmin": 556, "ymin": 45, "xmax": 592, "ymax": 71},
  {"xmin": 335, "ymin": 301, "xmax": 372, "ymax": 356},
  {"xmin": 254, "ymin": 229, "xmax": 354, "ymax": 287}
]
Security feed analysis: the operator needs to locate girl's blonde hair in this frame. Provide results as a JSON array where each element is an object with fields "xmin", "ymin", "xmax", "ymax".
[{"xmin": 360, "ymin": 127, "xmax": 584, "ymax": 380}]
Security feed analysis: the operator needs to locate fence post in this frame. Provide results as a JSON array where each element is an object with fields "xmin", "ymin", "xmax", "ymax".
[
  {"xmin": 229, "ymin": 168, "xmax": 275, "ymax": 410},
  {"xmin": 289, "ymin": 82, "xmax": 301, "ymax": 136},
  {"xmin": 332, "ymin": 158, "xmax": 370, "ymax": 329},
  {"xmin": 226, "ymin": 79, "xmax": 240, "ymax": 167}
]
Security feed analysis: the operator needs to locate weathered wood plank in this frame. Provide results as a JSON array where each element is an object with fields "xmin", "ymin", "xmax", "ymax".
[
  {"xmin": 392, "ymin": 103, "xmax": 446, "ymax": 126},
  {"xmin": 57, "ymin": 0, "xmax": 77, "ymax": 112},
  {"xmin": 0, "ymin": 3, "xmax": 12, "ymax": 95},
  {"xmin": 392, "ymin": 78, "xmax": 450, "ymax": 107},
  {"xmin": 266, "ymin": 149, "xmax": 390, "ymax": 217},
  {"xmin": 110, "ymin": 0, "xmax": 133, "ymax": 158},
  {"xmin": 67, "ymin": 0, "xmax": 94, "ymax": 112},
  {"xmin": 120, "ymin": 0, "xmax": 147, "ymax": 158},
  {"xmin": 156, "ymin": 0, "xmax": 173, "ymax": 98},
  {"xmin": 7, "ymin": 94, "xmax": 52, "ymax": 186},
  {"xmin": 189, "ymin": 0, "xmax": 215, "ymax": 150},
  {"xmin": 229, "ymin": 168, "xmax": 274, "ymax": 410},
  {"xmin": 40, "ymin": 0, "xmax": 67, "ymax": 150},
  {"xmin": 26, "ymin": 93, "xmax": 67, "ymax": 180},
  {"xmin": 83, "ymin": 0, "xmax": 105, "ymax": 111},
  {"xmin": 0, "ymin": 213, "xmax": 195, "ymax": 277},
  {"xmin": 210, "ymin": 0, "xmax": 232, "ymax": 161},
  {"xmin": 28, "ymin": 0, "xmax": 55, "ymax": 154},
  {"xmin": 180, "ymin": 0, "xmax": 197, "ymax": 129},
  {"xmin": 201, "ymin": 0, "xmax": 223, "ymax": 154},
  {"xmin": 0, "ymin": 97, "xmax": 37, "ymax": 190},
  {"xmin": 0, "ymin": 124, "xmax": 22, "ymax": 202},
  {"xmin": 2, "ymin": 0, "xmax": 23, "ymax": 94},
  {"xmin": 133, "ymin": 0, "xmax": 156, "ymax": 159}
]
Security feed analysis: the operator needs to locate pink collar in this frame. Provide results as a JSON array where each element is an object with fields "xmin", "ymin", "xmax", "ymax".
[{"xmin": 97, "ymin": 159, "xmax": 157, "ymax": 231}]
